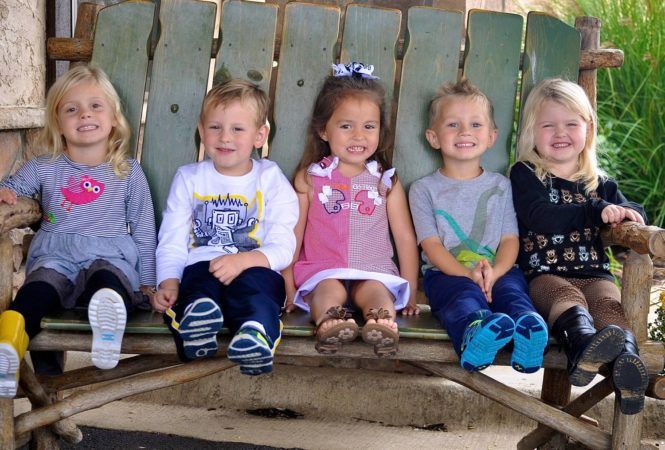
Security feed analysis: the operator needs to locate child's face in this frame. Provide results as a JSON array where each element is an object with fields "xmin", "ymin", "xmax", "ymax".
[
  {"xmin": 533, "ymin": 99, "xmax": 588, "ymax": 174},
  {"xmin": 57, "ymin": 81, "xmax": 117, "ymax": 155},
  {"xmin": 425, "ymin": 96, "xmax": 496, "ymax": 166},
  {"xmin": 319, "ymin": 96, "xmax": 380, "ymax": 175},
  {"xmin": 198, "ymin": 100, "xmax": 268, "ymax": 176}
]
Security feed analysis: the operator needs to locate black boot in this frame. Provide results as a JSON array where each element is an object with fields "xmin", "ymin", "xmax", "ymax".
[
  {"xmin": 612, "ymin": 330, "xmax": 649, "ymax": 415},
  {"xmin": 552, "ymin": 306, "xmax": 625, "ymax": 386}
]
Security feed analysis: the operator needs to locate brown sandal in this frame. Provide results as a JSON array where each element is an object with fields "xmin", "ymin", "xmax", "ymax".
[
  {"xmin": 362, "ymin": 308, "xmax": 399, "ymax": 357},
  {"xmin": 314, "ymin": 306, "xmax": 359, "ymax": 354}
]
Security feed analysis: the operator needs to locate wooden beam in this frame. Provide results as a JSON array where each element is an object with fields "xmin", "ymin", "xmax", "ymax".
[
  {"xmin": 0, "ymin": 198, "xmax": 42, "ymax": 235},
  {"xmin": 601, "ymin": 222, "xmax": 665, "ymax": 257},
  {"xmin": 47, "ymin": 36, "xmax": 623, "ymax": 71},
  {"xmin": 414, "ymin": 362, "xmax": 611, "ymax": 449},
  {"xmin": 517, "ymin": 377, "xmax": 613, "ymax": 449},
  {"xmin": 14, "ymin": 357, "xmax": 234, "ymax": 436},
  {"xmin": 38, "ymin": 354, "xmax": 181, "ymax": 392},
  {"xmin": 646, "ymin": 375, "xmax": 665, "ymax": 400}
]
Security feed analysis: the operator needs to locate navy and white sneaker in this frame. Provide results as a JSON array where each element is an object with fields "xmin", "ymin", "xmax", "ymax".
[
  {"xmin": 511, "ymin": 312, "xmax": 549, "ymax": 373},
  {"xmin": 227, "ymin": 325, "xmax": 279, "ymax": 376},
  {"xmin": 88, "ymin": 288, "xmax": 127, "ymax": 370},
  {"xmin": 460, "ymin": 312, "xmax": 515, "ymax": 372},
  {"xmin": 166, "ymin": 298, "xmax": 223, "ymax": 360}
]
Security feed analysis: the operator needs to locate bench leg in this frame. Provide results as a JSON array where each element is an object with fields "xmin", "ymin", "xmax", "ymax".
[
  {"xmin": 0, "ymin": 235, "xmax": 16, "ymax": 449},
  {"xmin": 0, "ymin": 399, "xmax": 15, "ymax": 450}
]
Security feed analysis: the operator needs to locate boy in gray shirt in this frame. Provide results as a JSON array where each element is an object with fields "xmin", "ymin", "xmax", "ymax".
[{"xmin": 408, "ymin": 79, "xmax": 547, "ymax": 373}]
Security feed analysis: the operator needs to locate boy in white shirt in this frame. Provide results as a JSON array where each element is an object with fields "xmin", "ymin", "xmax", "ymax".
[{"xmin": 153, "ymin": 80, "xmax": 298, "ymax": 375}]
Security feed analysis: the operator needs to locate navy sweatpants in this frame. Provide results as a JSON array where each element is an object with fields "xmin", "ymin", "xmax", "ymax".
[
  {"xmin": 424, "ymin": 267, "xmax": 537, "ymax": 355},
  {"xmin": 172, "ymin": 261, "xmax": 285, "ymax": 345}
]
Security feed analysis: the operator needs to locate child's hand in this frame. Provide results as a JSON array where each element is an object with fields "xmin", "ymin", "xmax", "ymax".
[
  {"xmin": 623, "ymin": 208, "xmax": 645, "ymax": 225},
  {"xmin": 209, "ymin": 253, "xmax": 247, "ymax": 285},
  {"xmin": 601, "ymin": 204, "xmax": 626, "ymax": 226},
  {"xmin": 152, "ymin": 279, "xmax": 179, "ymax": 313},
  {"xmin": 0, "ymin": 188, "xmax": 17, "ymax": 205},
  {"xmin": 479, "ymin": 260, "xmax": 495, "ymax": 303},
  {"xmin": 401, "ymin": 302, "xmax": 421, "ymax": 316},
  {"xmin": 284, "ymin": 297, "xmax": 297, "ymax": 313}
]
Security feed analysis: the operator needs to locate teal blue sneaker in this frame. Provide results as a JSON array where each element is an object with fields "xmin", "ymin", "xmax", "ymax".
[
  {"xmin": 511, "ymin": 312, "xmax": 549, "ymax": 373},
  {"xmin": 460, "ymin": 313, "xmax": 514, "ymax": 372},
  {"xmin": 227, "ymin": 326, "xmax": 278, "ymax": 376}
]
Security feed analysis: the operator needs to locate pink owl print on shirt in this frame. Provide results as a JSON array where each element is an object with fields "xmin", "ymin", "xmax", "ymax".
[{"xmin": 60, "ymin": 175, "xmax": 105, "ymax": 212}]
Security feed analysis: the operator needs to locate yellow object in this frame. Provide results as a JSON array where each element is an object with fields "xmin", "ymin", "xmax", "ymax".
[{"xmin": 0, "ymin": 310, "xmax": 29, "ymax": 398}]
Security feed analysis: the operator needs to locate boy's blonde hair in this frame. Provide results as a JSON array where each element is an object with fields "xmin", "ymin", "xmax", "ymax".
[
  {"xmin": 42, "ymin": 65, "xmax": 131, "ymax": 177},
  {"xmin": 200, "ymin": 79, "xmax": 269, "ymax": 127},
  {"xmin": 428, "ymin": 78, "xmax": 497, "ymax": 129},
  {"xmin": 516, "ymin": 78, "xmax": 602, "ymax": 192}
]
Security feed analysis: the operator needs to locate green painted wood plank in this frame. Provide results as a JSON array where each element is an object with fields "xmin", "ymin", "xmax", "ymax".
[
  {"xmin": 269, "ymin": 3, "xmax": 340, "ymax": 180},
  {"xmin": 463, "ymin": 10, "xmax": 523, "ymax": 175},
  {"xmin": 213, "ymin": 0, "xmax": 278, "ymax": 92},
  {"xmin": 340, "ymin": 5, "xmax": 401, "ymax": 118},
  {"xmin": 141, "ymin": 0, "xmax": 217, "ymax": 223},
  {"xmin": 519, "ymin": 12, "xmax": 580, "ymax": 117},
  {"xmin": 393, "ymin": 7, "xmax": 463, "ymax": 190},
  {"xmin": 42, "ymin": 307, "xmax": 450, "ymax": 340},
  {"xmin": 91, "ymin": 1, "xmax": 155, "ymax": 157}
]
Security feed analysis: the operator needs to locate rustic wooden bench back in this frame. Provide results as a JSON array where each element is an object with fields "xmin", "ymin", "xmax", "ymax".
[
  {"xmin": 92, "ymin": 0, "xmax": 582, "ymax": 221},
  {"xmin": 2, "ymin": 1, "xmax": 664, "ymax": 449}
]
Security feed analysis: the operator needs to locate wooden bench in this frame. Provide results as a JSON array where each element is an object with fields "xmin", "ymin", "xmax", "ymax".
[{"xmin": 1, "ymin": 1, "xmax": 664, "ymax": 448}]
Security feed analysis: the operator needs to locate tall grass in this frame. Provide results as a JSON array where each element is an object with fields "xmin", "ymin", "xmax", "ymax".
[{"xmin": 566, "ymin": 0, "xmax": 664, "ymax": 227}]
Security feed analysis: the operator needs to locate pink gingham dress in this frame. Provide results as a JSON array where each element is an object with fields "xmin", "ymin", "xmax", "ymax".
[{"xmin": 292, "ymin": 157, "xmax": 409, "ymax": 311}]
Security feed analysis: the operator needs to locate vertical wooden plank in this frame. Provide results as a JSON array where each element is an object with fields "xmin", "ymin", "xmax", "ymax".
[
  {"xmin": 463, "ymin": 10, "xmax": 523, "ymax": 175},
  {"xmin": 91, "ymin": 1, "xmax": 155, "ymax": 157},
  {"xmin": 519, "ymin": 12, "xmax": 580, "ymax": 121},
  {"xmin": 141, "ymin": 0, "xmax": 216, "ymax": 222},
  {"xmin": 393, "ymin": 7, "xmax": 462, "ymax": 190},
  {"xmin": 214, "ymin": 1, "xmax": 278, "ymax": 93},
  {"xmin": 340, "ymin": 5, "xmax": 401, "ymax": 117},
  {"xmin": 270, "ymin": 3, "xmax": 340, "ymax": 180}
]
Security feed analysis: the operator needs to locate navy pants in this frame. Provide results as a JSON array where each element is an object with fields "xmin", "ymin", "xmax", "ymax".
[
  {"xmin": 424, "ymin": 267, "xmax": 537, "ymax": 355},
  {"xmin": 172, "ymin": 261, "xmax": 285, "ymax": 345}
]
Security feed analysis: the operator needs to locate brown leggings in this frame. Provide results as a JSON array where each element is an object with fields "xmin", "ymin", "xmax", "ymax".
[{"xmin": 529, "ymin": 274, "xmax": 630, "ymax": 331}]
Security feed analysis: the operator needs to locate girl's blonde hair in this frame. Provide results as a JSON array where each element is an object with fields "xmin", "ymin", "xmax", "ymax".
[
  {"xmin": 516, "ymin": 78, "xmax": 603, "ymax": 192},
  {"xmin": 42, "ymin": 65, "xmax": 131, "ymax": 177}
]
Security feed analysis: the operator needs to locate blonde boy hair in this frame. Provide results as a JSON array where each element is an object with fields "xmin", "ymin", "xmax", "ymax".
[
  {"xmin": 201, "ymin": 79, "xmax": 269, "ymax": 127},
  {"xmin": 42, "ymin": 65, "xmax": 131, "ymax": 177},
  {"xmin": 428, "ymin": 78, "xmax": 497, "ymax": 129},
  {"xmin": 516, "ymin": 78, "xmax": 602, "ymax": 192}
]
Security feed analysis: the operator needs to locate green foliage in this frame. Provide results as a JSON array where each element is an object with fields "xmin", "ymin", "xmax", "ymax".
[
  {"xmin": 648, "ymin": 291, "xmax": 665, "ymax": 346},
  {"xmin": 565, "ymin": 0, "xmax": 664, "ymax": 227}
]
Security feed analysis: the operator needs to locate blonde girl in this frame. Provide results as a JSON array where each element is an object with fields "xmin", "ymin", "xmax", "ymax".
[
  {"xmin": 283, "ymin": 62, "xmax": 419, "ymax": 357},
  {"xmin": 510, "ymin": 78, "xmax": 648, "ymax": 414},
  {"xmin": 0, "ymin": 65, "xmax": 156, "ymax": 396}
]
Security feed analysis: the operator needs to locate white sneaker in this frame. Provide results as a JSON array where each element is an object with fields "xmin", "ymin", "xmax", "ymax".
[
  {"xmin": 88, "ymin": 288, "xmax": 127, "ymax": 369},
  {"xmin": 0, "ymin": 343, "xmax": 20, "ymax": 398}
]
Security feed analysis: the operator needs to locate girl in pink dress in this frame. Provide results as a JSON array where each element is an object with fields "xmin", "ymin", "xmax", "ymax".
[{"xmin": 284, "ymin": 62, "xmax": 419, "ymax": 357}]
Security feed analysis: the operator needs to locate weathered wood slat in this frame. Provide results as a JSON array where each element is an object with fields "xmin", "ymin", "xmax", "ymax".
[
  {"xmin": 0, "ymin": 198, "xmax": 41, "ymax": 235},
  {"xmin": 519, "ymin": 11, "xmax": 581, "ymax": 120},
  {"xmin": 91, "ymin": 0, "xmax": 155, "ymax": 157},
  {"xmin": 463, "ymin": 10, "xmax": 523, "ymax": 174},
  {"xmin": 393, "ymin": 7, "xmax": 463, "ymax": 190},
  {"xmin": 214, "ymin": 0, "xmax": 278, "ymax": 93},
  {"xmin": 140, "ymin": 0, "xmax": 217, "ymax": 222},
  {"xmin": 340, "ymin": 5, "xmax": 401, "ymax": 117},
  {"xmin": 270, "ymin": 3, "xmax": 340, "ymax": 179}
]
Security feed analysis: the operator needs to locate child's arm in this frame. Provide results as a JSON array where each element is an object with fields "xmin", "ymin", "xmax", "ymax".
[
  {"xmin": 387, "ymin": 179, "xmax": 420, "ymax": 315},
  {"xmin": 282, "ymin": 169, "xmax": 310, "ymax": 312},
  {"xmin": 510, "ymin": 162, "xmax": 606, "ymax": 233},
  {"xmin": 0, "ymin": 158, "xmax": 43, "ymax": 203},
  {"xmin": 126, "ymin": 161, "xmax": 157, "ymax": 288},
  {"xmin": 600, "ymin": 179, "xmax": 646, "ymax": 226}
]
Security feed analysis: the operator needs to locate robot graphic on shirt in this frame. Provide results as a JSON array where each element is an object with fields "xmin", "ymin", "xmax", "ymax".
[{"xmin": 192, "ymin": 193, "xmax": 259, "ymax": 253}]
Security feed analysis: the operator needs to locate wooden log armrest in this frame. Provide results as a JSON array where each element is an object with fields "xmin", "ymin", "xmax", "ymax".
[
  {"xmin": 601, "ymin": 221, "xmax": 665, "ymax": 257},
  {"xmin": 0, "ymin": 198, "xmax": 41, "ymax": 234}
]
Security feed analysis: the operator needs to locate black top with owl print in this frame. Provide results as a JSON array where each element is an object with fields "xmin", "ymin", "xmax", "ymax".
[{"xmin": 509, "ymin": 161, "xmax": 646, "ymax": 281}]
